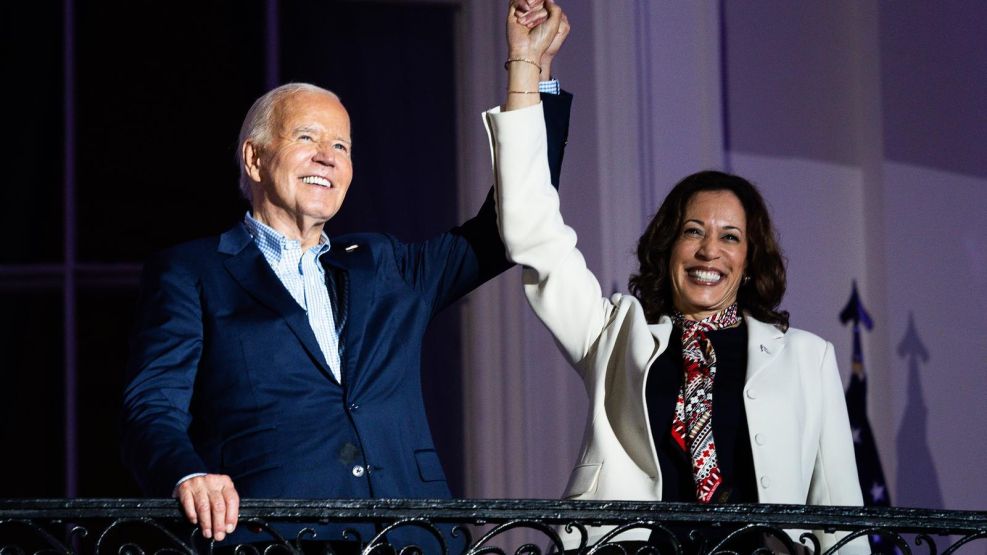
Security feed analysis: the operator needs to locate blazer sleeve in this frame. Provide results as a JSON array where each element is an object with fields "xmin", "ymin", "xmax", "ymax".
[
  {"xmin": 809, "ymin": 341, "xmax": 869, "ymax": 554},
  {"xmin": 484, "ymin": 102, "xmax": 615, "ymax": 370},
  {"xmin": 121, "ymin": 251, "xmax": 208, "ymax": 496},
  {"xmin": 394, "ymin": 91, "xmax": 573, "ymax": 315}
]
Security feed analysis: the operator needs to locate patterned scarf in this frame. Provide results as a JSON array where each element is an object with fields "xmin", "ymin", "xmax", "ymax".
[{"xmin": 670, "ymin": 303, "xmax": 741, "ymax": 503}]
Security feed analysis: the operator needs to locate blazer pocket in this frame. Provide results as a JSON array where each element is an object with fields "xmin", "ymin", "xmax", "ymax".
[
  {"xmin": 414, "ymin": 449, "xmax": 447, "ymax": 482},
  {"xmin": 564, "ymin": 463, "xmax": 602, "ymax": 498}
]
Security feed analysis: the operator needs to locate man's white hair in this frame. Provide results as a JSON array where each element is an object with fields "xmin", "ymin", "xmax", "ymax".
[{"xmin": 236, "ymin": 82, "xmax": 340, "ymax": 202}]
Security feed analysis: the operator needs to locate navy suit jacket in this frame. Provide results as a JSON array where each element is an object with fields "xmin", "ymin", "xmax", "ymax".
[{"xmin": 121, "ymin": 93, "xmax": 571, "ymax": 545}]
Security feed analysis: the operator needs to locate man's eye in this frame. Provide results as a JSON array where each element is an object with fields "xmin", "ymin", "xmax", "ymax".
[
  {"xmin": 298, "ymin": 134, "xmax": 314, "ymax": 141},
  {"xmin": 334, "ymin": 143, "xmax": 349, "ymax": 152}
]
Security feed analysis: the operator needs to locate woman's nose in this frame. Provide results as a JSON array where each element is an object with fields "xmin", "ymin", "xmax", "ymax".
[{"xmin": 696, "ymin": 237, "xmax": 718, "ymax": 260}]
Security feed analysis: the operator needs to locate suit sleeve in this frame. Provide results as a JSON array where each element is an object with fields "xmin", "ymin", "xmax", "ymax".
[
  {"xmin": 484, "ymin": 102, "xmax": 615, "ymax": 370},
  {"xmin": 121, "ymin": 251, "xmax": 208, "ymax": 496},
  {"xmin": 395, "ymin": 91, "xmax": 573, "ymax": 314},
  {"xmin": 809, "ymin": 341, "xmax": 869, "ymax": 554}
]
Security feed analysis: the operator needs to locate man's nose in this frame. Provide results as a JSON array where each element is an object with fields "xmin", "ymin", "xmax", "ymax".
[{"xmin": 312, "ymin": 143, "xmax": 336, "ymax": 166}]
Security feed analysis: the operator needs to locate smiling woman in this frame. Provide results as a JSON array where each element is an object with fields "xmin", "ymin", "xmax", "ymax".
[
  {"xmin": 487, "ymin": 54, "xmax": 867, "ymax": 549},
  {"xmin": 630, "ymin": 171, "xmax": 788, "ymax": 330}
]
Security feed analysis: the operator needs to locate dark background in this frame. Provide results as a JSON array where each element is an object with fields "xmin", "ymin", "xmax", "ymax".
[{"xmin": 1, "ymin": 0, "xmax": 467, "ymax": 498}]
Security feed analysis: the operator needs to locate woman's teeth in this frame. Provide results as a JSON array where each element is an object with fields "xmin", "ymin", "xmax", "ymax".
[{"xmin": 689, "ymin": 269, "xmax": 722, "ymax": 284}]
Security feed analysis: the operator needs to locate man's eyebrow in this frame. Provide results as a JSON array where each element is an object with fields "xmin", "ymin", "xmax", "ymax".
[
  {"xmin": 292, "ymin": 124, "xmax": 321, "ymax": 134},
  {"xmin": 292, "ymin": 125, "xmax": 351, "ymax": 144}
]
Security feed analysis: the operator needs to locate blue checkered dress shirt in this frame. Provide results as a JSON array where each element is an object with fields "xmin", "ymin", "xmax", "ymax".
[
  {"xmin": 243, "ymin": 212, "xmax": 342, "ymax": 382},
  {"xmin": 539, "ymin": 79, "xmax": 560, "ymax": 95}
]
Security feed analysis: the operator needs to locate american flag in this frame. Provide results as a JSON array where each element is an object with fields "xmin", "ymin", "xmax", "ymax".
[{"xmin": 840, "ymin": 282, "xmax": 892, "ymax": 553}]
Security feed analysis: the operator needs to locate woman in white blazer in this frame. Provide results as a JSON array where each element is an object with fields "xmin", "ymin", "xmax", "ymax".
[{"xmin": 486, "ymin": 3, "xmax": 867, "ymax": 553}]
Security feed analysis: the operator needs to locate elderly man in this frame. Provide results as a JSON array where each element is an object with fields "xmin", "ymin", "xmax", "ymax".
[{"xmin": 121, "ymin": 8, "xmax": 570, "ymax": 553}]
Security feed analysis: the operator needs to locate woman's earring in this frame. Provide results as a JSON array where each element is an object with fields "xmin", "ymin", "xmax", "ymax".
[{"xmin": 743, "ymin": 274, "xmax": 751, "ymax": 285}]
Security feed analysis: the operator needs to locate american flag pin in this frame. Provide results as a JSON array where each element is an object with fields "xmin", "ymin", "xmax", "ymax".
[{"xmin": 345, "ymin": 244, "xmax": 359, "ymax": 252}]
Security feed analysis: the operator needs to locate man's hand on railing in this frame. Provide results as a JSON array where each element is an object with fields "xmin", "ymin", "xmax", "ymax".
[{"xmin": 174, "ymin": 473, "xmax": 239, "ymax": 541}]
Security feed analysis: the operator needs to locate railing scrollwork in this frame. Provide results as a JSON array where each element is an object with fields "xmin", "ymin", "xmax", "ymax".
[{"xmin": 1, "ymin": 499, "xmax": 984, "ymax": 555}]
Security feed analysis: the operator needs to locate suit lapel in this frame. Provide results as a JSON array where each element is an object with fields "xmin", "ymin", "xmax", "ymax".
[
  {"xmin": 744, "ymin": 314, "xmax": 787, "ymax": 385},
  {"xmin": 219, "ymin": 224, "xmax": 337, "ymax": 383},
  {"xmin": 647, "ymin": 316, "xmax": 675, "ymax": 365},
  {"xmin": 320, "ymin": 238, "xmax": 377, "ymax": 383}
]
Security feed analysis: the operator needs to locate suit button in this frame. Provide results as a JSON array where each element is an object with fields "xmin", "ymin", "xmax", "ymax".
[
  {"xmin": 754, "ymin": 433, "xmax": 766, "ymax": 446},
  {"xmin": 760, "ymin": 476, "xmax": 771, "ymax": 489},
  {"xmin": 746, "ymin": 389, "xmax": 757, "ymax": 400},
  {"xmin": 352, "ymin": 465, "xmax": 365, "ymax": 477}
]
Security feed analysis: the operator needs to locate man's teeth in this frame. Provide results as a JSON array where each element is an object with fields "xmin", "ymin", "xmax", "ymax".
[
  {"xmin": 302, "ymin": 176, "xmax": 332, "ymax": 187},
  {"xmin": 689, "ymin": 269, "xmax": 722, "ymax": 284}
]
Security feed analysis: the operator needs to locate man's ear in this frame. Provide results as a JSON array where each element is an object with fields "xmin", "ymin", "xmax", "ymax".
[{"xmin": 243, "ymin": 140, "xmax": 264, "ymax": 184}]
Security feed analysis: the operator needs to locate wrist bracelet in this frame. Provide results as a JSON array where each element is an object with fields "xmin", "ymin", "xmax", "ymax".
[
  {"xmin": 504, "ymin": 58, "xmax": 542, "ymax": 73},
  {"xmin": 507, "ymin": 90, "xmax": 540, "ymax": 95}
]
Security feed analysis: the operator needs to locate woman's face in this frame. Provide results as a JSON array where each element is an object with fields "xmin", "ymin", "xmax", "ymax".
[{"xmin": 668, "ymin": 190, "xmax": 748, "ymax": 321}]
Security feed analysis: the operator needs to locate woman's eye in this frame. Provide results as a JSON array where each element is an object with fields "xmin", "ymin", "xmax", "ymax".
[
  {"xmin": 723, "ymin": 233, "xmax": 740, "ymax": 242},
  {"xmin": 684, "ymin": 228, "xmax": 702, "ymax": 237}
]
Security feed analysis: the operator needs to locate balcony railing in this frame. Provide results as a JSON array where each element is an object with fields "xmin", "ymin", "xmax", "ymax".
[{"xmin": 1, "ymin": 498, "xmax": 985, "ymax": 555}]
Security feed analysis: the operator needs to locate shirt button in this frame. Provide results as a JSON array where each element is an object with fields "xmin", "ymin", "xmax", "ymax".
[
  {"xmin": 746, "ymin": 389, "xmax": 757, "ymax": 400},
  {"xmin": 754, "ymin": 433, "xmax": 766, "ymax": 445},
  {"xmin": 760, "ymin": 476, "xmax": 771, "ymax": 489},
  {"xmin": 352, "ymin": 465, "xmax": 365, "ymax": 477}
]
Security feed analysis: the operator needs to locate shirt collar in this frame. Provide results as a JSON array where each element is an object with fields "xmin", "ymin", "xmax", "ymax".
[{"xmin": 243, "ymin": 212, "xmax": 331, "ymax": 260}]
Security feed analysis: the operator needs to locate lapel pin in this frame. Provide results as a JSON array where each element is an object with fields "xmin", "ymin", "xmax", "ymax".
[
  {"xmin": 345, "ymin": 244, "xmax": 359, "ymax": 252},
  {"xmin": 760, "ymin": 344, "xmax": 769, "ymax": 353}
]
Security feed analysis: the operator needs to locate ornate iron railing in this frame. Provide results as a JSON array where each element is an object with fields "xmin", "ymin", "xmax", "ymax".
[{"xmin": 1, "ymin": 498, "xmax": 985, "ymax": 555}]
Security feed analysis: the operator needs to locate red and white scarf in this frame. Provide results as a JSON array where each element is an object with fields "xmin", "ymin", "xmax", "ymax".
[{"xmin": 670, "ymin": 303, "xmax": 741, "ymax": 503}]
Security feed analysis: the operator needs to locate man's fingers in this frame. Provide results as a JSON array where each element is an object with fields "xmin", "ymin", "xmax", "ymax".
[
  {"xmin": 520, "ymin": 8, "xmax": 549, "ymax": 28},
  {"xmin": 512, "ymin": 0, "xmax": 543, "ymax": 12},
  {"xmin": 210, "ymin": 489, "xmax": 228, "ymax": 541},
  {"xmin": 195, "ymin": 493, "xmax": 214, "ymax": 539},
  {"xmin": 176, "ymin": 474, "xmax": 238, "ymax": 541},
  {"xmin": 179, "ymin": 490, "xmax": 199, "ymax": 525},
  {"xmin": 225, "ymin": 488, "xmax": 240, "ymax": 534}
]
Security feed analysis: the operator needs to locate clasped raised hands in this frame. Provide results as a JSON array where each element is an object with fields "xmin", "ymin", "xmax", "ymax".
[{"xmin": 509, "ymin": 0, "xmax": 568, "ymax": 81}]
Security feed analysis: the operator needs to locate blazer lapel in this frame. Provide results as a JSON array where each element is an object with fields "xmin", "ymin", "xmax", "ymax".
[
  {"xmin": 647, "ymin": 315, "xmax": 675, "ymax": 366},
  {"xmin": 320, "ymin": 239, "xmax": 377, "ymax": 383},
  {"xmin": 219, "ymin": 224, "xmax": 337, "ymax": 383},
  {"xmin": 744, "ymin": 314, "xmax": 787, "ymax": 385}
]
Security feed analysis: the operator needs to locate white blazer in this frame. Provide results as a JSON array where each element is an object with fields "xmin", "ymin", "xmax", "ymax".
[{"xmin": 484, "ymin": 103, "xmax": 867, "ymax": 554}]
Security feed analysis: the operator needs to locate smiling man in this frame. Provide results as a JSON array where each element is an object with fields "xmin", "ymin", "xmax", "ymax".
[{"xmin": 121, "ymin": 75, "xmax": 570, "ymax": 553}]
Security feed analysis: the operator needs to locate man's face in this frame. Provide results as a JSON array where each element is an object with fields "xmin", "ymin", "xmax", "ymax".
[{"xmin": 246, "ymin": 91, "xmax": 353, "ymax": 229}]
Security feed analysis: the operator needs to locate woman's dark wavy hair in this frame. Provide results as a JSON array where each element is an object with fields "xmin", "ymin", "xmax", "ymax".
[{"xmin": 628, "ymin": 170, "xmax": 789, "ymax": 331}]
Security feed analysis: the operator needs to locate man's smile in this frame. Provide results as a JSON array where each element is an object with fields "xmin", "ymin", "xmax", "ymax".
[{"xmin": 301, "ymin": 175, "xmax": 333, "ymax": 188}]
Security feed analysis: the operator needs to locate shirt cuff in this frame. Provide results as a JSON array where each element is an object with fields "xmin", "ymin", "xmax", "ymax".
[
  {"xmin": 173, "ymin": 472, "xmax": 208, "ymax": 498},
  {"xmin": 538, "ymin": 79, "xmax": 561, "ymax": 95}
]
